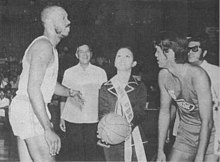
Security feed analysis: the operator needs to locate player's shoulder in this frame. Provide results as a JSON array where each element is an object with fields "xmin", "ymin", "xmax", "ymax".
[
  {"xmin": 187, "ymin": 63, "xmax": 207, "ymax": 76},
  {"xmin": 158, "ymin": 69, "xmax": 170, "ymax": 78},
  {"xmin": 158, "ymin": 69, "xmax": 173, "ymax": 88},
  {"xmin": 31, "ymin": 36, "xmax": 52, "ymax": 50},
  {"xmin": 186, "ymin": 64, "xmax": 209, "ymax": 82},
  {"xmin": 26, "ymin": 36, "xmax": 53, "ymax": 62}
]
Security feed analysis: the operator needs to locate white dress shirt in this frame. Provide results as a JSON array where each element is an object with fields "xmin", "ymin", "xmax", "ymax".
[
  {"xmin": 201, "ymin": 60, "xmax": 220, "ymax": 103},
  {"xmin": 61, "ymin": 63, "xmax": 107, "ymax": 123}
]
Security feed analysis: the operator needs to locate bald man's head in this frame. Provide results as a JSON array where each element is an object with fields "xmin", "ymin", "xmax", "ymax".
[
  {"xmin": 40, "ymin": 5, "xmax": 70, "ymax": 38},
  {"xmin": 41, "ymin": 6, "xmax": 65, "ymax": 25}
]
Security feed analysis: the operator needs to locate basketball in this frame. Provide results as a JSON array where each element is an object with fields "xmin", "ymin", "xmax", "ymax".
[{"xmin": 97, "ymin": 113, "xmax": 132, "ymax": 145}]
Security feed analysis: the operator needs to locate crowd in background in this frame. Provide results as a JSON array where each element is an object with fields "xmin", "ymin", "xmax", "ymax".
[
  {"xmin": 0, "ymin": 59, "xmax": 21, "ymax": 99},
  {"xmin": 0, "ymin": 57, "xmax": 21, "ymax": 127}
]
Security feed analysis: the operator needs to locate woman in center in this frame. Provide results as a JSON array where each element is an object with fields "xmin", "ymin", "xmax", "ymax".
[{"xmin": 98, "ymin": 47, "xmax": 148, "ymax": 161}]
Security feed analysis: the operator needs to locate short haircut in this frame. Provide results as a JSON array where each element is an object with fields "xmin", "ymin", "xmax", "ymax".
[
  {"xmin": 41, "ymin": 5, "xmax": 63, "ymax": 24},
  {"xmin": 188, "ymin": 33, "xmax": 209, "ymax": 51},
  {"xmin": 75, "ymin": 44, "xmax": 92, "ymax": 55},
  {"xmin": 154, "ymin": 31, "xmax": 188, "ymax": 64}
]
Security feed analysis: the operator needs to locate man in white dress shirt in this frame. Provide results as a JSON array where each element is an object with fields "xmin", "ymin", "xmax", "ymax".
[{"xmin": 60, "ymin": 44, "xmax": 107, "ymax": 161}]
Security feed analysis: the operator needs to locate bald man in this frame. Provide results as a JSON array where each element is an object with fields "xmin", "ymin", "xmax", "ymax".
[{"xmin": 9, "ymin": 6, "xmax": 80, "ymax": 162}]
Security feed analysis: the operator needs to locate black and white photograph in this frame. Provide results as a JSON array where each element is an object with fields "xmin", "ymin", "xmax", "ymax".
[{"xmin": 0, "ymin": 0, "xmax": 219, "ymax": 161}]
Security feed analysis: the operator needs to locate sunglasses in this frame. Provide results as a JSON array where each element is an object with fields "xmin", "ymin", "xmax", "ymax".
[{"xmin": 188, "ymin": 46, "xmax": 200, "ymax": 52}]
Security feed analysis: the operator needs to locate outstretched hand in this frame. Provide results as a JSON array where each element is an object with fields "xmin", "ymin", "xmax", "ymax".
[
  {"xmin": 69, "ymin": 89, "xmax": 85, "ymax": 107},
  {"xmin": 69, "ymin": 89, "xmax": 81, "ymax": 97}
]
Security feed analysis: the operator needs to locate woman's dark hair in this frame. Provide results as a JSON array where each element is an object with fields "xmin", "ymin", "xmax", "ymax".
[
  {"xmin": 115, "ymin": 46, "xmax": 136, "ymax": 60},
  {"xmin": 154, "ymin": 31, "xmax": 188, "ymax": 64}
]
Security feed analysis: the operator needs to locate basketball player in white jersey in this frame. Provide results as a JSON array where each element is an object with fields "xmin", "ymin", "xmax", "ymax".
[{"xmin": 9, "ymin": 6, "xmax": 80, "ymax": 162}]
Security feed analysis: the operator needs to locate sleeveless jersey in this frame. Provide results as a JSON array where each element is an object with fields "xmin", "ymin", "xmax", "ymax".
[
  {"xmin": 16, "ymin": 36, "xmax": 58, "ymax": 104},
  {"xmin": 165, "ymin": 68, "xmax": 215, "ymax": 154}
]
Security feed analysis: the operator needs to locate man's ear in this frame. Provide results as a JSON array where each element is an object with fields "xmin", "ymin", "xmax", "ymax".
[
  {"xmin": 44, "ymin": 19, "xmax": 54, "ymax": 32},
  {"xmin": 203, "ymin": 50, "xmax": 207, "ymax": 58},
  {"xmin": 75, "ymin": 48, "xmax": 79, "ymax": 59},
  {"xmin": 132, "ymin": 61, "xmax": 137, "ymax": 67},
  {"xmin": 166, "ymin": 49, "xmax": 175, "ymax": 61}
]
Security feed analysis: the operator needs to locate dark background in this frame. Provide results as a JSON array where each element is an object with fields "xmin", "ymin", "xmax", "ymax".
[
  {"xmin": 0, "ymin": 0, "xmax": 219, "ymax": 83},
  {"xmin": 0, "ymin": 1, "xmax": 218, "ymax": 161}
]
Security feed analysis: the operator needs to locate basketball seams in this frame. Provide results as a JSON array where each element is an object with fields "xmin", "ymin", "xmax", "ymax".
[
  {"xmin": 106, "ymin": 125, "xmax": 129, "ymax": 138},
  {"xmin": 104, "ymin": 125, "xmax": 125, "ymax": 144},
  {"xmin": 104, "ymin": 127, "xmax": 114, "ymax": 144},
  {"xmin": 98, "ymin": 113, "xmax": 132, "ymax": 144}
]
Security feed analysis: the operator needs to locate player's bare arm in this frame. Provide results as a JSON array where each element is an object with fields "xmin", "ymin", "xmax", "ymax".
[
  {"xmin": 59, "ymin": 101, "xmax": 66, "ymax": 132},
  {"xmin": 54, "ymin": 70, "xmax": 82, "ymax": 98},
  {"xmin": 27, "ymin": 39, "xmax": 53, "ymax": 131},
  {"xmin": 192, "ymin": 67, "xmax": 213, "ymax": 161},
  {"xmin": 27, "ymin": 39, "xmax": 60, "ymax": 155},
  {"xmin": 54, "ymin": 82, "xmax": 80, "ymax": 97},
  {"xmin": 157, "ymin": 69, "xmax": 172, "ymax": 162}
]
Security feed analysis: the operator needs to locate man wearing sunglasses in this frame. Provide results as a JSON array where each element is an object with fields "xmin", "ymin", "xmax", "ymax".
[{"xmin": 188, "ymin": 34, "xmax": 220, "ymax": 158}]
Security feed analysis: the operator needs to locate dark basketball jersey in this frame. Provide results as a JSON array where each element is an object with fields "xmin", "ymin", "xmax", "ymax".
[{"xmin": 165, "ymin": 69, "xmax": 215, "ymax": 154}]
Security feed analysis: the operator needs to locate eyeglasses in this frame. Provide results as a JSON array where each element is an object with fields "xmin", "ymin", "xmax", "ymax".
[{"xmin": 188, "ymin": 46, "xmax": 200, "ymax": 52}]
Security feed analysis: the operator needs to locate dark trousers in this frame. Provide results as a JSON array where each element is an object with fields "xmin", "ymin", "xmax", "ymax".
[
  {"xmin": 103, "ymin": 140, "xmax": 138, "ymax": 161},
  {"xmin": 63, "ymin": 121, "xmax": 105, "ymax": 161}
]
